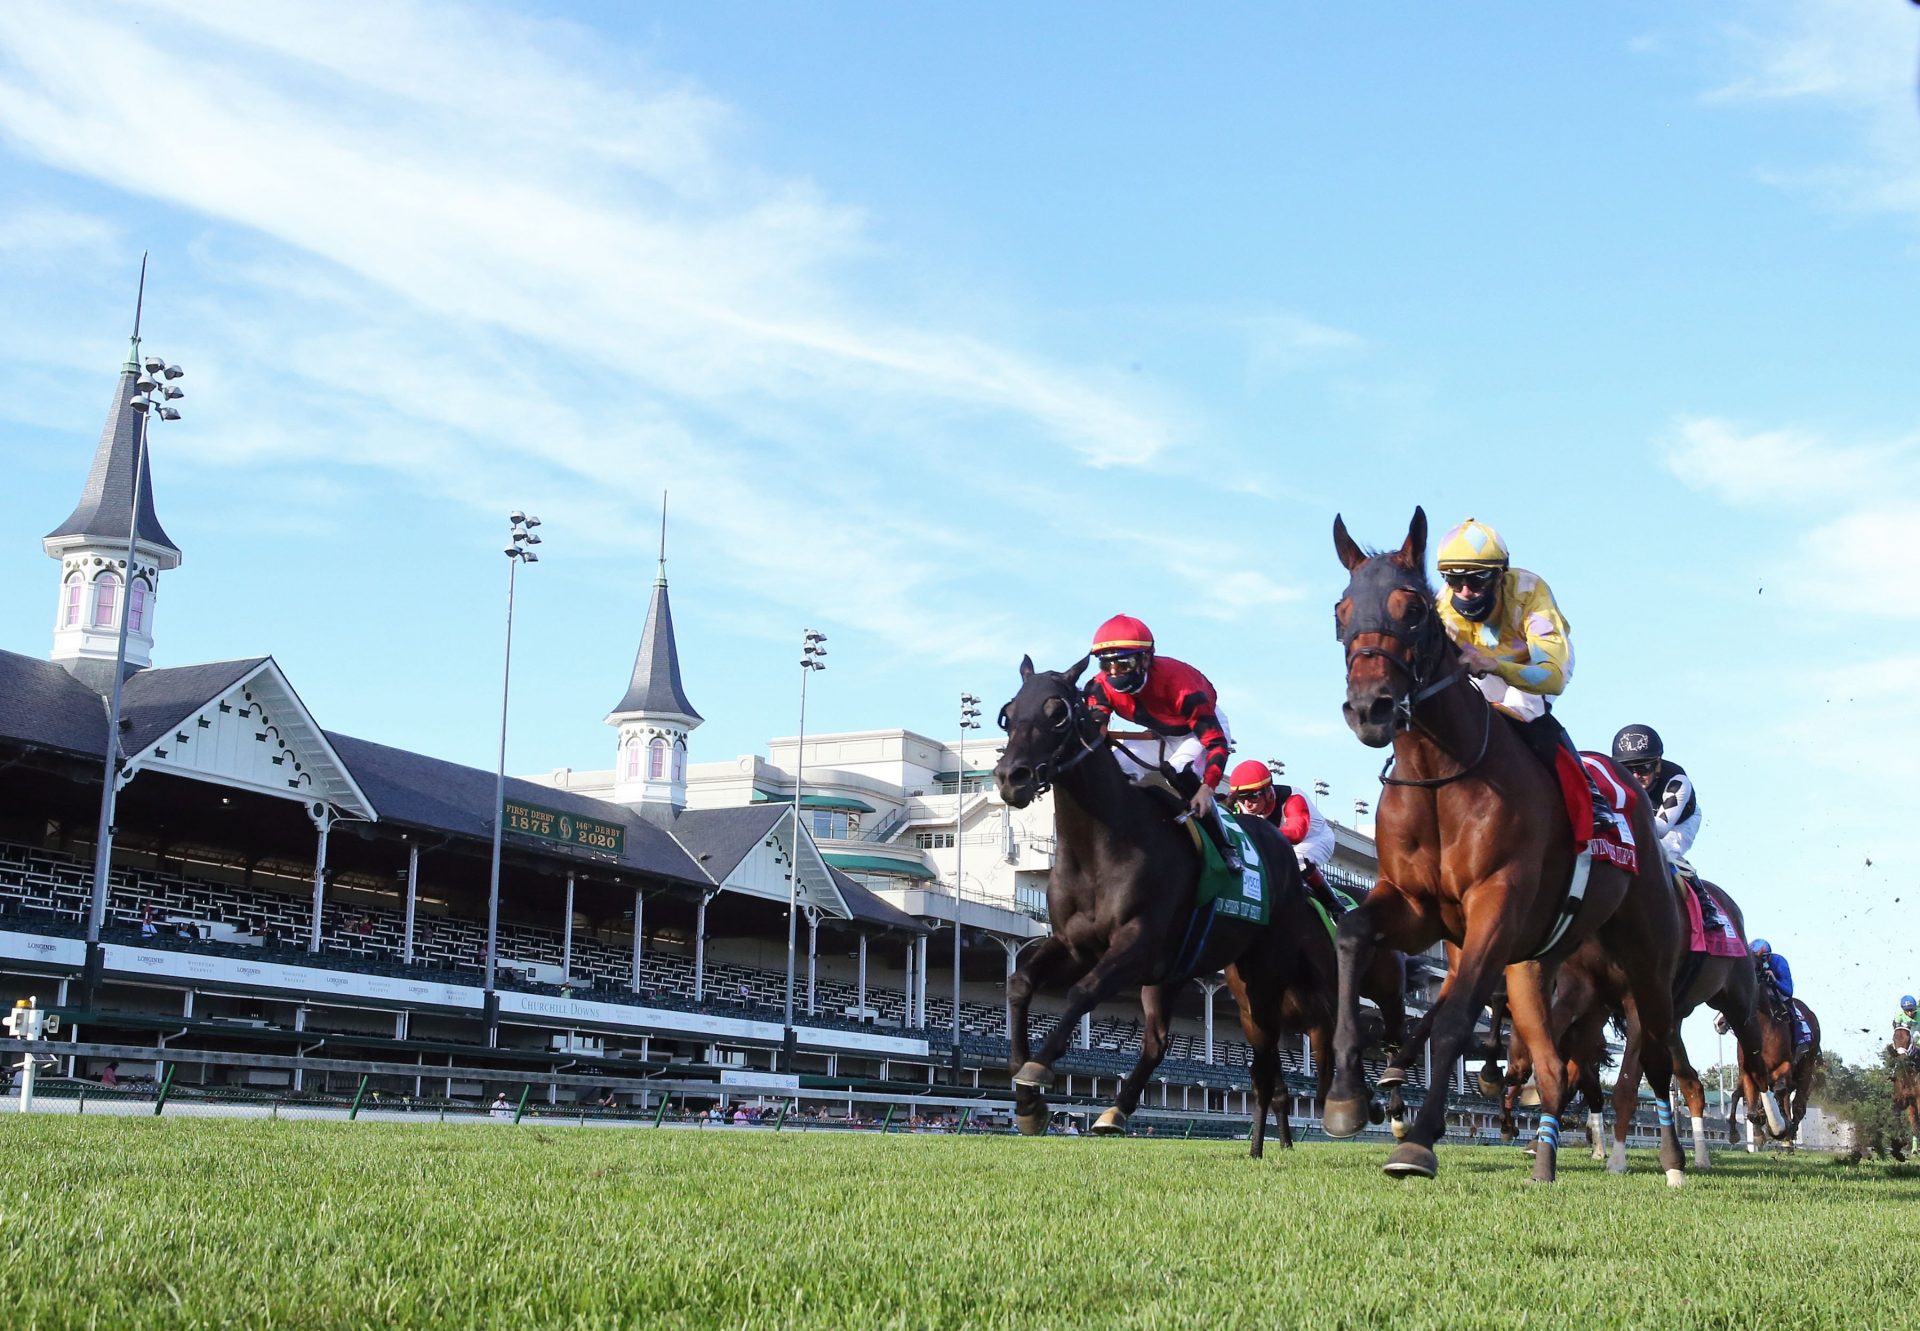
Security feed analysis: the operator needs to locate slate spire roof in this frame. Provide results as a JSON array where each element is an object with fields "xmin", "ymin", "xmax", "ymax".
[
  {"xmin": 608, "ymin": 506, "xmax": 700, "ymax": 723},
  {"xmin": 42, "ymin": 344, "xmax": 181, "ymax": 567}
]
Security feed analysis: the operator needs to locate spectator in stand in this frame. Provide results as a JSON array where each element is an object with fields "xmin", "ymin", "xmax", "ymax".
[
  {"xmin": 140, "ymin": 906, "xmax": 158, "ymax": 940},
  {"xmin": 100, "ymin": 1062, "xmax": 118, "ymax": 1088},
  {"xmin": 594, "ymin": 1088, "xmax": 617, "ymax": 1110},
  {"xmin": 489, "ymin": 1093, "xmax": 512, "ymax": 1120}
]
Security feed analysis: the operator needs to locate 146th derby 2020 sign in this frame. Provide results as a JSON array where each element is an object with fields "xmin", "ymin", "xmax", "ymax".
[{"xmin": 501, "ymin": 799, "xmax": 626, "ymax": 855}]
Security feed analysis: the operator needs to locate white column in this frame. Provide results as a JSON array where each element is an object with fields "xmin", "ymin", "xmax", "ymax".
[
  {"xmin": 307, "ymin": 816, "xmax": 330, "ymax": 955},
  {"xmin": 182, "ymin": 990, "xmax": 193, "ymax": 1018},
  {"xmin": 694, "ymin": 894, "xmax": 708, "ymax": 1002},
  {"xmin": 1003, "ymin": 939, "xmax": 1020, "ymax": 1036},
  {"xmin": 1424, "ymin": 1039, "xmax": 1433, "ymax": 1087},
  {"xmin": 561, "ymin": 872, "xmax": 575, "ymax": 978},
  {"xmin": 904, "ymin": 942, "xmax": 917, "ymax": 1027},
  {"xmin": 1302, "ymin": 1034, "xmax": 1313, "ymax": 1075},
  {"xmin": 856, "ymin": 934, "xmax": 868, "ymax": 1018},
  {"xmin": 1455, "ymin": 1056, "xmax": 1466, "ymax": 1093},
  {"xmin": 630, "ymin": 890, "xmax": 644, "ymax": 994},
  {"xmin": 402, "ymin": 843, "xmax": 419, "ymax": 964},
  {"xmin": 292, "ymin": 1006, "xmax": 306, "ymax": 1092},
  {"xmin": 1202, "ymin": 981, "xmax": 1219, "ymax": 1064},
  {"xmin": 806, "ymin": 914, "xmax": 818, "ymax": 1017},
  {"xmin": 1078, "ymin": 1012, "xmax": 1091, "ymax": 1049}
]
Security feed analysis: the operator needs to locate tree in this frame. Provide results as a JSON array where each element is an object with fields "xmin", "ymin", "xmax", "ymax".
[{"xmin": 1812, "ymin": 1051, "xmax": 1905, "ymax": 1161}]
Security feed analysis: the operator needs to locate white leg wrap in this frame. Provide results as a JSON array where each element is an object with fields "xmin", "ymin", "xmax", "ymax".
[
  {"xmin": 1608, "ymin": 1138, "xmax": 1627, "ymax": 1173},
  {"xmin": 1762, "ymin": 1090, "xmax": 1786, "ymax": 1137},
  {"xmin": 1588, "ymin": 1111, "xmax": 1605, "ymax": 1159}
]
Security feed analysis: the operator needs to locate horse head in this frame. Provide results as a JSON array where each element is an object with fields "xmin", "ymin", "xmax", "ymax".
[
  {"xmin": 1331, "ymin": 506, "xmax": 1449, "ymax": 747},
  {"xmin": 993, "ymin": 653, "xmax": 1097, "ymax": 808},
  {"xmin": 1896, "ymin": 1026, "xmax": 1914, "ymax": 1056}
]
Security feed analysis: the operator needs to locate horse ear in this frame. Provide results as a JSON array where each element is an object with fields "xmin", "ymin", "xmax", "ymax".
[
  {"xmin": 1066, "ymin": 654, "xmax": 1091, "ymax": 685},
  {"xmin": 1397, "ymin": 506, "xmax": 1428, "ymax": 569},
  {"xmin": 1019, "ymin": 653, "xmax": 1036, "ymax": 680},
  {"xmin": 1333, "ymin": 514, "xmax": 1366, "ymax": 571}
]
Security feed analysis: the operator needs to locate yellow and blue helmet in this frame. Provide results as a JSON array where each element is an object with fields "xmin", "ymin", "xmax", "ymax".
[{"xmin": 1435, "ymin": 517, "xmax": 1510, "ymax": 572}]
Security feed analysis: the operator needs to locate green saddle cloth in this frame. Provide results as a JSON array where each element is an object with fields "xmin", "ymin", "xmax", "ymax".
[{"xmin": 1195, "ymin": 814, "xmax": 1272, "ymax": 927}]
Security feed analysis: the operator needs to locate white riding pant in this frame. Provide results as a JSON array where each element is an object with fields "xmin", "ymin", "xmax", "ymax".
[
  {"xmin": 1472, "ymin": 675, "xmax": 1548, "ymax": 722},
  {"xmin": 1112, "ymin": 707, "xmax": 1232, "ymax": 787},
  {"xmin": 1659, "ymin": 810, "xmax": 1701, "ymax": 863},
  {"xmin": 1294, "ymin": 825, "xmax": 1336, "ymax": 870}
]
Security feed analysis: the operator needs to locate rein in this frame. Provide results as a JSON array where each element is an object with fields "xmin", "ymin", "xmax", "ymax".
[
  {"xmin": 1019, "ymin": 693, "xmax": 1108, "ymax": 796},
  {"xmin": 1340, "ymin": 569, "xmax": 1493, "ymax": 790}
]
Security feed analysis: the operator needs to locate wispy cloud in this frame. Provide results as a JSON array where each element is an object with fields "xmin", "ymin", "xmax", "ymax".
[
  {"xmin": 0, "ymin": 0, "xmax": 1201, "ymax": 660},
  {"xmin": 1705, "ymin": 0, "xmax": 1920, "ymax": 226},
  {"xmin": 1660, "ymin": 416, "xmax": 1906, "ymax": 507}
]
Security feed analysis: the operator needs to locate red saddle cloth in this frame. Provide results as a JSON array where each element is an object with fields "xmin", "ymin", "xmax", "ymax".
[
  {"xmin": 1554, "ymin": 750, "xmax": 1638, "ymax": 875},
  {"xmin": 1679, "ymin": 878, "xmax": 1746, "ymax": 957}
]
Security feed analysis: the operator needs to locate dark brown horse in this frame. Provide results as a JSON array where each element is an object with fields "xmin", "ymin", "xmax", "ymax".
[
  {"xmin": 1491, "ymin": 882, "xmax": 1771, "ymax": 1173},
  {"xmin": 1891, "ymin": 1027, "xmax": 1920, "ymax": 1161},
  {"xmin": 1738, "ymin": 994, "xmax": 1822, "ymax": 1147},
  {"xmin": 992, "ymin": 655, "xmax": 1406, "ymax": 1156},
  {"xmin": 1323, "ymin": 508, "xmax": 1688, "ymax": 1183}
]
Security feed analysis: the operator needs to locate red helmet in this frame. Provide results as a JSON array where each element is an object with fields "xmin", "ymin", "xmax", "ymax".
[
  {"xmin": 1227, "ymin": 760, "xmax": 1274, "ymax": 795},
  {"xmin": 1091, "ymin": 615, "xmax": 1154, "ymax": 655}
]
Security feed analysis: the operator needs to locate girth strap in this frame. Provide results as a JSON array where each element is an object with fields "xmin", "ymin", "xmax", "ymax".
[{"xmin": 1530, "ymin": 850, "xmax": 1593, "ymax": 960}]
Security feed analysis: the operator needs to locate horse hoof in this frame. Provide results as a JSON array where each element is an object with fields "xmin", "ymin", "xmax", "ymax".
[
  {"xmin": 1382, "ymin": 1143, "xmax": 1438, "ymax": 1179},
  {"xmin": 1367, "ymin": 1100, "xmax": 1386, "ymax": 1126},
  {"xmin": 1012, "ymin": 1062, "xmax": 1054, "ymax": 1090},
  {"xmin": 1015, "ymin": 1110, "xmax": 1048, "ymax": 1136},
  {"xmin": 1091, "ymin": 1107, "xmax": 1127, "ymax": 1137},
  {"xmin": 1375, "ymin": 1067, "xmax": 1405, "ymax": 1090},
  {"xmin": 1591, "ymin": 1148, "xmax": 1606, "ymax": 1163},
  {"xmin": 1390, "ymin": 1115, "xmax": 1409, "ymax": 1142},
  {"xmin": 1477, "ymin": 1074, "xmax": 1504, "ymax": 1099},
  {"xmin": 1322, "ymin": 1096, "xmax": 1370, "ymax": 1140},
  {"xmin": 1665, "ymin": 1168, "xmax": 1686, "ymax": 1189}
]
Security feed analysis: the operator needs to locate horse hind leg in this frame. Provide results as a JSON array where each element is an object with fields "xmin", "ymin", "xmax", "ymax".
[{"xmin": 1097, "ymin": 985, "xmax": 1171, "ymax": 1138}]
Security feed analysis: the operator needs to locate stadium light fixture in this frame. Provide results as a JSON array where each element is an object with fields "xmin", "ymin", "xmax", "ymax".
[
  {"xmin": 85, "ymin": 255, "xmax": 185, "ymax": 999},
  {"xmin": 484, "ymin": 509, "xmax": 545, "ymax": 1044}
]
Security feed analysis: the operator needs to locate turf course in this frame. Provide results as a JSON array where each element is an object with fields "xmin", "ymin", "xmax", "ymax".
[{"xmin": 0, "ymin": 1117, "xmax": 1909, "ymax": 1330}]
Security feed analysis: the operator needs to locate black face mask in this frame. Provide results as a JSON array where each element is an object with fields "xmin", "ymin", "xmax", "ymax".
[{"xmin": 1446, "ymin": 572, "xmax": 1499, "ymax": 623}]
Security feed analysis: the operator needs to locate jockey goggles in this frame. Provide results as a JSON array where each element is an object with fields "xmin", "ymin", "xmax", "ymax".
[{"xmin": 1440, "ymin": 568, "xmax": 1499, "ymax": 592}]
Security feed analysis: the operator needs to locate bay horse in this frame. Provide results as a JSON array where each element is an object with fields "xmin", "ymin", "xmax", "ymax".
[
  {"xmin": 1889, "ymin": 1028, "xmax": 1920, "ymax": 1161},
  {"xmin": 1324, "ymin": 508, "xmax": 1688, "ymax": 1183},
  {"xmin": 1491, "ymin": 882, "xmax": 1772, "ymax": 1172},
  {"xmin": 1738, "ymin": 994, "xmax": 1822, "ymax": 1147},
  {"xmin": 992, "ymin": 654, "xmax": 1407, "ymax": 1155}
]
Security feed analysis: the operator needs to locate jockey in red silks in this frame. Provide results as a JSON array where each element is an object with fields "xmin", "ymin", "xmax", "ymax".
[
  {"xmin": 1227, "ymin": 759, "xmax": 1349, "ymax": 918},
  {"xmin": 1082, "ymin": 614, "xmax": 1240, "ymax": 870}
]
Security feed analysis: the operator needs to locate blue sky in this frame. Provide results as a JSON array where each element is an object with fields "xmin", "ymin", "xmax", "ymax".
[{"xmin": 1, "ymin": 1, "xmax": 1915, "ymax": 1060}]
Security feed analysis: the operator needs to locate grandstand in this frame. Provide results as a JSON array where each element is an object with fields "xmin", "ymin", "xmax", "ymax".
[{"xmin": 0, "ymin": 339, "xmax": 1480, "ymax": 1130}]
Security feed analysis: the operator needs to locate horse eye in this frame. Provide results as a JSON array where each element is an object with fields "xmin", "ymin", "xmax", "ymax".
[
  {"xmin": 1042, "ymin": 698, "xmax": 1070, "ymax": 728},
  {"xmin": 996, "ymin": 707, "xmax": 1011, "ymax": 732}
]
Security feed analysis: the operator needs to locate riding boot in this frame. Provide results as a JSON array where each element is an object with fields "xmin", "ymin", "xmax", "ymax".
[
  {"xmin": 1522, "ymin": 712, "xmax": 1607, "ymax": 837},
  {"xmin": 1304, "ymin": 864, "xmax": 1345, "ymax": 918},
  {"xmin": 1202, "ymin": 804, "xmax": 1244, "ymax": 873}
]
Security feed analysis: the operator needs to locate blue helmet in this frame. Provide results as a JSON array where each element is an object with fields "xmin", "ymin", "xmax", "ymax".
[
  {"xmin": 1904, "ymin": 996, "xmax": 1916, "ymax": 1012},
  {"xmin": 1750, "ymin": 938, "xmax": 1770, "ymax": 955}
]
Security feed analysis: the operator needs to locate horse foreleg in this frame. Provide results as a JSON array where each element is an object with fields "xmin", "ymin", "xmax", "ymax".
[
  {"xmin": 1498, "ymin": 1029, "xmax": 1533, "ymax": 1144},
  {"xmin": 1607, "ymin": 1010, "xmax": 1646, "ymax": 1174},
  {"xmin": 1386, "ymin": 922, "xmax": 1510, "ymax": 1179},
  {"xmin": 1006, "ymin": 934, "xmax": 1076, "ymax": 1072},
  {"xmin": 1098, "ymin": 983, "xmax": 1171, "ymax": 1137},
  {"xmin": 1477, "ymin": 973, "xmax": 1509, "ymax": 1099},
  {"xmin": 1325, "ymin": 889, "xmax": 1432, "ymax": 1140},
  {"xmin": 1017, "ymin": 922, "xmax": 1153, "ymax": 1084}
]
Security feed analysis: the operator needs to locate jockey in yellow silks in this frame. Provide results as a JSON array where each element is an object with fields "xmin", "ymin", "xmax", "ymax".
[{"xmin": 1434, "ymin": 517, "xmax": 1579, "ymax": 774}]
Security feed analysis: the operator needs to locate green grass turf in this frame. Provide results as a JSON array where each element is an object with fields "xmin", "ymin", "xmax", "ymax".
[{"xmin": 0, "ymin": 1117, "xmax": 1911, "ymax": 1330}]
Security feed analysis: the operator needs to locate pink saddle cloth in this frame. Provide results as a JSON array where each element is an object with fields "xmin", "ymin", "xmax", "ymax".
[{"xmin": 1681, "ymin": 878, "xmax": 1746, "ymax": 957}]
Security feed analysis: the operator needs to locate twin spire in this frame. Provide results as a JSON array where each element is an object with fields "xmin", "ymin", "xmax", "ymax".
[{"xmin": 608, "ymin": 492, "xmax": 701, "ymax": 725}]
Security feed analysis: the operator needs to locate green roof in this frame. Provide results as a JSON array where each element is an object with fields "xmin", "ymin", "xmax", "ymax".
[
  {"xmin": 821, "ymin": 852, "xmax": 937, "ymax": 880},
  {"xmin": 750, "ymin": 789, "xmax": 876, "ymax": 814}
]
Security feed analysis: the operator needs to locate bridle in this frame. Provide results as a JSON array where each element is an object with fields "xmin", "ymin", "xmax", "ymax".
[
  {"xmin": 1339, "ymin": 560, "xmax": 1491, "ymax": 789},
  {"xmin": 998, "ymin": 684, "xmax": 1106, "ymax": 797}
]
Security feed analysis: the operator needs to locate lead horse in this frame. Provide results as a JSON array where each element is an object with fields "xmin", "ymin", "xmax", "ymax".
[
  {"xmin": 992, "ymin": 654, "xmax": 1407, "ymax": 1154},
  {"xmin": 1323, "ymin": 508, "xmax": 1688, "ymax": 1183}
]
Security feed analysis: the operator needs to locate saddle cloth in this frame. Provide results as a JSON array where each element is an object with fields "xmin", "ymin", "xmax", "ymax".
[
  {"xmin": 1792, "ymin": 1000, "xmax": 1814, "ymax": 1052},
  {"xmin": 1678, "ymin": 876, "xmax": 1746, "ymax": 958},
  {"xmin": 1554, "ymin": 750, "xmax": 1638, "ymax": 875},
  {"xmin": 1189, "ymin": 813, "xmax": 1271, "ymax": 928}
]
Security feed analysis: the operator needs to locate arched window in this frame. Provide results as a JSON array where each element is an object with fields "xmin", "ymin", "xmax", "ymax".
[
  {"xmin": 672, "ymin": 739, "xmax": 686, "ymax": 784},
  {"xmin": 61, "ymin": 576, "xmax": 83, "ymax": 628},
  {"xmin": 648, "ymin": 737, "xmax": 668, "ymax": 780},
  {"xmin": 92, "ymin": 573, "xmax": 119, "ymax": 628},
  {"xmin": 622, "ymin": 739, "xmax": 641, "ymax": 780},
  {"xmin": 128, "ymin": 579, "xmax": 149, "ymax": 634}
]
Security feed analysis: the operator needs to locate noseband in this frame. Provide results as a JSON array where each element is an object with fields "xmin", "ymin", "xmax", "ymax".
[
  {"xmin": 1000, "ymin": 688, "xmax": 1106, "ymax": 796},
  {"xmin": 1339, "ymin": 562, "xmax": 1490, "ymax": 789}
]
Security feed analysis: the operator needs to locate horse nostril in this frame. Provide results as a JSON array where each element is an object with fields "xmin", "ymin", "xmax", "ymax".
[
  {"xmin": 1007, "ymin": 765, "xmax": 1032, "ymax": 787},
  {"xmin": 1365, "ymin": 696, "xmax": 1394, "ymax": 726}
]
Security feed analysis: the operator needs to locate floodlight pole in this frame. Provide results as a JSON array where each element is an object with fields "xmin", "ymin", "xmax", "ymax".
[
  {"xmin": 784, "ymin": 630, "xmax": 827, "ymax": 1068},
  {"xmin": 85, "ymin": 257, "xmax": 184, "ymax": 1002},
  {"xmin": 951, "ymin": 692, "xmax": 980, "ymax": 1083},
  {"xmin": 484, "ymin": 512, "xmax": 542, "ymax": 1044}
]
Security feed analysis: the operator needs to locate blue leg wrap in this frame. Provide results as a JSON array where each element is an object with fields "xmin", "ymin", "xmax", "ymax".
[
  {"xmin": 1535, "ymin": 1113, "xmax": 1559, "ymax": 1147},
  {"xmin": 1656, "ymin": 1103, "xmax": 1674, "ymax": 1130}
]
